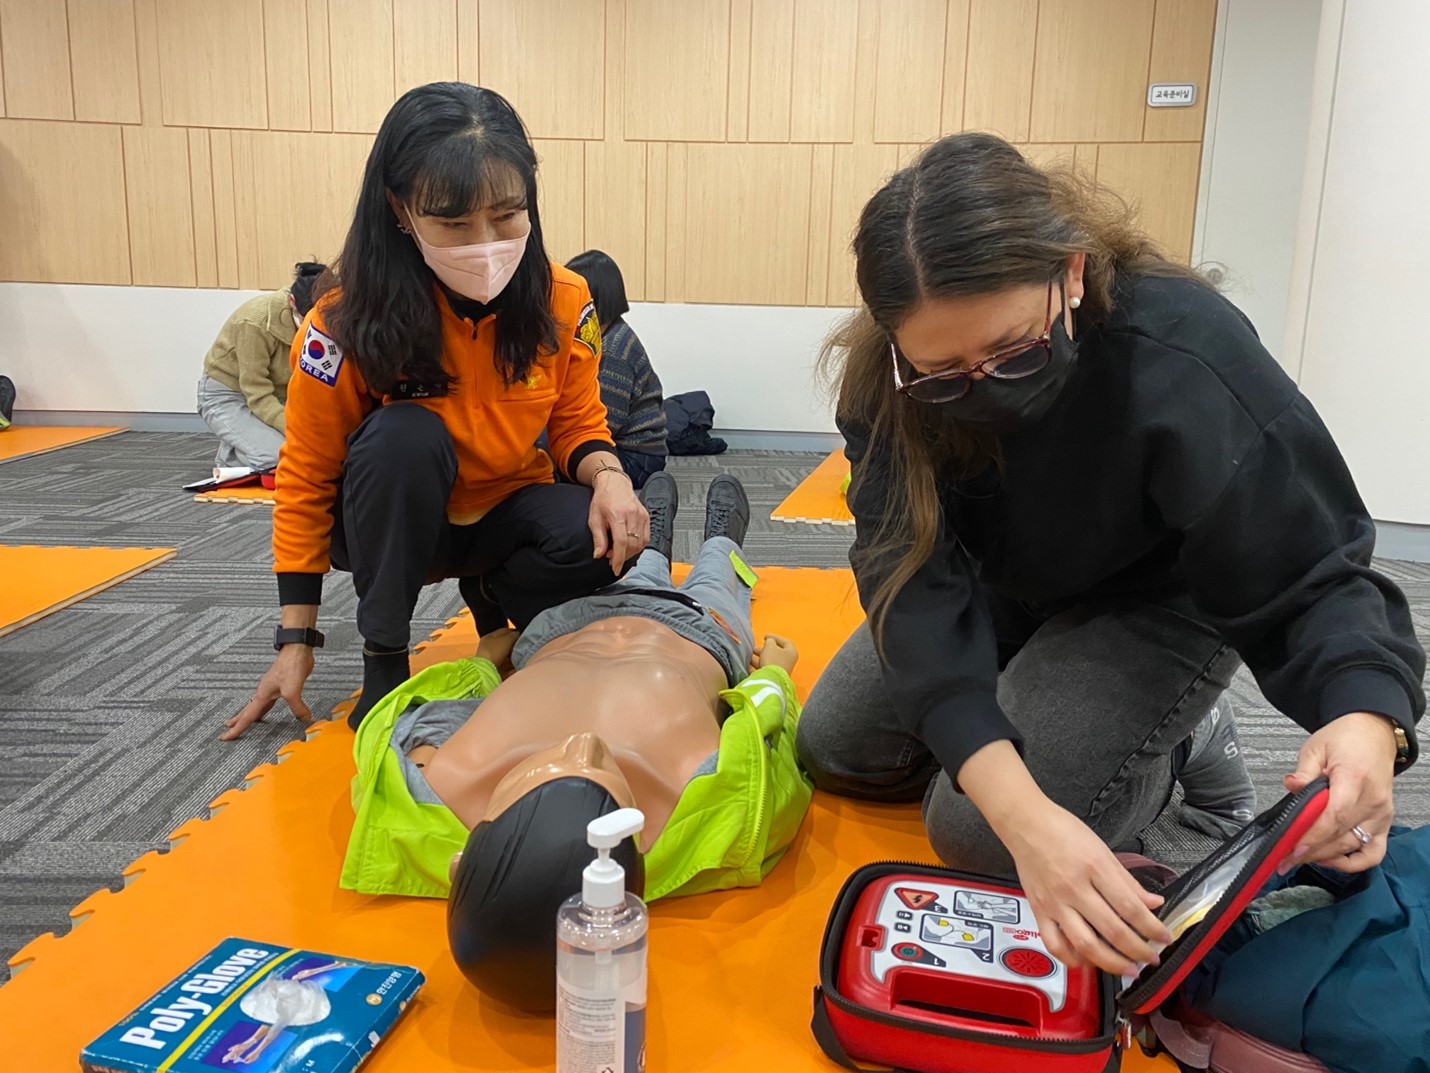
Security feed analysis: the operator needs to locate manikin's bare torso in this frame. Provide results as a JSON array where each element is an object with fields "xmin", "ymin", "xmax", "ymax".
[{"xmin": 421, "ymin": 616, "xmax": 727, "ymax": 847}]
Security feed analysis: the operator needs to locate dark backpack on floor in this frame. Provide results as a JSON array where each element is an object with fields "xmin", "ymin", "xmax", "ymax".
[{"xmin": 663, "ymin": 391, "xmax": 727, "ymax": 456}]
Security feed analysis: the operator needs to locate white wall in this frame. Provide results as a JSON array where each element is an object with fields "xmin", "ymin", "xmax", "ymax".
[
  {"xmin": 0, "ymin": 282, "xmax": 847, "ymax": 433},
  {"xmin": 1283, "ymin": 0, "xmax": 1430, "ymax": 525},
  {"xmin": 1194, "ymin": 0, "xmax": 1322, "ymax": 362}
]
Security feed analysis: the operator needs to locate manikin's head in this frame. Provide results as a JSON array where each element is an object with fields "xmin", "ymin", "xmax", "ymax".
[{"xmin": 446, "ymin": 734, "xmax": 646, "ymax": 1013}]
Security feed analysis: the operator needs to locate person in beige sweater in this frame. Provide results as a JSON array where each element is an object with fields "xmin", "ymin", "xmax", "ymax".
[{"xmin": 197, "ymin": 262, "xmax": 324, "ymax": 470}]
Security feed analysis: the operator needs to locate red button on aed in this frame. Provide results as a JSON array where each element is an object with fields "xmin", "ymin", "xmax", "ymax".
[{"xmin": 1001, "ymin": 948, "xmax": 1055, "ymax": 978}]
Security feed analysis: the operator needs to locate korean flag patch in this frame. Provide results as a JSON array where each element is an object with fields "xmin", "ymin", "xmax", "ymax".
[
  {"xmin": 574, "ymin": 300, "xmax": 601, "ymax": 359},
  {"xmin": 299, "ymin": 324, "xmax": 344, "ymax": 386}
]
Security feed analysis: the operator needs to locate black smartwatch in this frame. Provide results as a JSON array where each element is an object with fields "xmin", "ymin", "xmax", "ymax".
[{"xmin": 273, "ymin": 627, "xmax": 325, "ymax": 651}]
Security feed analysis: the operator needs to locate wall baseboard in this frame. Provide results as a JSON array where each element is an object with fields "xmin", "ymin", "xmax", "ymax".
[
  {"xmin": 16, "ymin": 409, "xmax": 209, "ymax": 432},
  {"xmin": 714, "ymin": 429, "xmax": 843, "ymax": 453},
  {"xmin": 1374, "ymin": 522, "xmax": 1430, "ymax": 565}
]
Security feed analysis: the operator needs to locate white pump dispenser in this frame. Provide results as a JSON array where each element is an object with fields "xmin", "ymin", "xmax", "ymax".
[
  {"xmin": 582, "ymin": 808, "xmax": 644, "ymax": 908},
  {"xmin": 556, "ymin": 809, "xmax": 649, "ymax": 1073}
]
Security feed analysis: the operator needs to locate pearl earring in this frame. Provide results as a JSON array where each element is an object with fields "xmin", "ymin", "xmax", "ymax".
[{"xmin": 1069, "ymin": 296, "xmax": 1081, "ymax": 309}]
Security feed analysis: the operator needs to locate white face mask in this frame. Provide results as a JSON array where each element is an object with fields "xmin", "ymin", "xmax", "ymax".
[{"xmin": 408, "ymin": 216, "xmax": 530, "ymax": 304}]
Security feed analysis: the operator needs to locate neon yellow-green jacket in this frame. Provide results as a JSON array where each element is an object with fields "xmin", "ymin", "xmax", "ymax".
[{"xmin": 339, "ymin": 657, "xmax": 813, "ymax": 902}]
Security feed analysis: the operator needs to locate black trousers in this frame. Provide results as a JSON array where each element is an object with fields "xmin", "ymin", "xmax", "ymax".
[{"xmin": 329, "ymin": 404, "xmax": 630, "ymax": 649}]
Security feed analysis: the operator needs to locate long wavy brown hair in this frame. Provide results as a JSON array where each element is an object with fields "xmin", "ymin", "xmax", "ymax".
[{"xmin": 822, "ymin": 132, "xmax": 1207, "ymax": 645}]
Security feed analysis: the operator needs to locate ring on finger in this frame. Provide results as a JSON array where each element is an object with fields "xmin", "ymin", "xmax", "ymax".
[{"xmin": 1351, "ymin": 824, "xmax": 1371, "ymax": 846}]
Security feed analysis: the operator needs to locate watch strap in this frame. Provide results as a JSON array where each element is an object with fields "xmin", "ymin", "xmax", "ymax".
[{"xmin": 274, "ymin": 626, "xmax": 325, "ymax": 650}]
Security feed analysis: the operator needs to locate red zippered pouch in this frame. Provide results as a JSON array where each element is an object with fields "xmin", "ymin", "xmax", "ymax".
[{"xmin": 812, "ymin": 778, "xmax": 1329, "ymax": 1073}]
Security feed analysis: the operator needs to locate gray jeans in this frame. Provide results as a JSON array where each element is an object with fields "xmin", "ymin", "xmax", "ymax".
[
  {"xmin": 196, "ymin": 375, "xmax": 284, "ymax": 471},
  {"xmin": 512, "ymin": 538, "xmax": 756, "ymax": 686},
  {"xmin": 796, "ymin": 601, "xmax": 1241, "ymax": 875}
]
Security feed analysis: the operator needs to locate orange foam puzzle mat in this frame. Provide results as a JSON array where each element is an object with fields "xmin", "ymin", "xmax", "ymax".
[
  {"xmin": 0, "ymin": 545, "xmax": 177, "ymax": 638},
  {"xmin": 0, "ymin": 425, "xmax": 125, "ymax": 464},
  {"xmin": 193, "ymin": 485, "xmax": 276, "ymax": 506},
  {"xmin": 0, "ymin": 566, "xmax": 1173, "ymax": 1073},
  {"xmin": 772, "ymin": 450, "xmax": 853, "ymax": 526}
]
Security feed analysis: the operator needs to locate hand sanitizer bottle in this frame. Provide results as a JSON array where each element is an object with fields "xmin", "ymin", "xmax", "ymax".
[{"xmin": 556, "ymin": 808, "xmax": 648, "ymax": 1073}]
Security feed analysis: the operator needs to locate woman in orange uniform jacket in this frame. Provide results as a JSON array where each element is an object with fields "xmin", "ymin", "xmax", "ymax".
[{"xmin": 224, "ymin": 84, "xmax": 648, "ymax": 739}]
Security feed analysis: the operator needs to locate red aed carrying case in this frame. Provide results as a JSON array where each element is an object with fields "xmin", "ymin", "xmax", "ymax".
[{"xmin": 811, "ymin": 778, "xmax": 1330, "ymax": 1073}]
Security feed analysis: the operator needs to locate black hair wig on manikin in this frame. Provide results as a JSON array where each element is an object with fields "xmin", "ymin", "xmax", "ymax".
[
  {"xmin": 565, "ymin": 249, "xmax": 630, "ymax": 329},
  {"xmin": 447, "ymin": 777, "xmax": 645, "ymax": 1013},
  {"xmin": 317, "ymin": 82, "xmax": 559, "ymax": 396}
]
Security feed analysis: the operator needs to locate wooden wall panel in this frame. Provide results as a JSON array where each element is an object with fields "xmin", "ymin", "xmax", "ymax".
[
  {"xmin": 663, "ymin": 143, "xmax": 687, "ymax": 301},
  {"xmin": 264, "ymin": 0, "xmax": 311, "ymax": 131},
  {"xmin": 789, "ymin": 0, "xmax": 858, "ymax": 143},
  {"xmin": 188, "ymin": 128, "xmax": 218, "ymax": 287},
  {"xmin": 726, "ymin": 0, "xmax": 751, "ymax": 141},
  {"xmin": 603, "ymin": 0, "xmax": 625, "ymax": 138},
  {"xmin": 1144, "ymin": 0, "xmax": 1217, "ymax": 142},
  {"xmin": 208, "ymin": 128, "xmax": 240, "ymax": 287},
  {"xmin": 747, "ymin": 0, "xmax": 793, "ymax": 143},
  {"xmin": 68, "ymin": 0, "xmax": 141, "ymax": 124},
  {"xmin": 328, "ymin": 0, "xmax": 393, "ymax": 134},
  {"xmin": 583, "ymin": 141, "xmax": 647, "ymax": 299},
  {"xmin": 1, "ymin": 0, "xmax": 74, "ymax": 120},
  {"xmin": 534, "ymin": 138, "xmax": 585, "ymax": 265},
  {"xmin": 480, "ymin": 0, "xmax": 603, "ymax": 140},
  {"xmin": 805, "ymin": 143, "xmax": 834, "ymax": 304},
  {"xmin": 939, "ymin": 0, "xmax": 970, "ymax": 133},
  {"xmin": 394, "ymin": 0, "xmax": 457, "ymax": 96},
  {"xmin": 456, "ymin": 0, "xmax": 478, "ymax": 83},
  {"xmin": 0, "ymin": 119, "xmax": 129, "ymax": 283},
  {"xmin": 624, "ymin": 0, "xmax": 728, "ymax": 142},
  {"xmin": 682, "ymin": 143, "xmax": 813, "ymax": 305},
  {"xmin": 825, "ymin": 144, "xmax": 898, "ymax": 305},
  {"xmin": 156, "ymin": 0, "xmax": 267, "ymax": 128},
  {"xmin": 964, "ymin": 0, "xmax": 1036, "ymax": 141},
  {"xmin": 1095, "ymin": 142, "xmax": 1202, "ymax": 262},
  {"xmin": 305, "ymin": 0, "xmax": 332, "ymax": 131},
  {"xmin": 644, "ymin": 141, "xmax": 666, "ymax": 301},
  {"xmin": 235, "ymin": 130, "xmax": 370, "ymax": 288},
  {"xmin": 123, "ymin": 125, "xmax": 196, "ymax": 286},
  {"xmin": 1030, "ymin": 0, "xmax": 1156, "ymax": 143},
  {"xmin": 872, "ymin": 0, "xmax": 948, "ymax": 144},
  {"xmin": 0, "ymin": 0, "xmax": 1218, "ymax": 303}
]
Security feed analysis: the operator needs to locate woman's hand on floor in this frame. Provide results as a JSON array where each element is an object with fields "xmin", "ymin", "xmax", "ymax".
[
  {"xmin": 588, "ymin": 468, "xmax": 649, "ymax": 574},
  {"xmin": 221, "ymin": 646, "xmax": 315, "ymax": 741},
  {"xmin": 1280, "ymin": 710, "xmax": 1399, "ymax": 873},
  {"xmin": 1003, "ymin": 802, "xmax": 1172, "ymax": 976}
]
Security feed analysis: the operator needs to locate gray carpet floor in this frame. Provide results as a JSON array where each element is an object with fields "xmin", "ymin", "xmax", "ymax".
[{"xmin": 1, "ymin": 432, "xmax": 1427, "ymax": 985}]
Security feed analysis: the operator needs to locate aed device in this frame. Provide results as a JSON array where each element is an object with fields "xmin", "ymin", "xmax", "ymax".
[{"xmin": 812, "ymin": 778, "xmax": 1330, "ymax": 1073}]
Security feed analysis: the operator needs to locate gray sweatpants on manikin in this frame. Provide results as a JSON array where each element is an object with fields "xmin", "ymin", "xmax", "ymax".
[{"xmin": 795, "ymin": 600, "xmax": 1243, "ymax": 876}]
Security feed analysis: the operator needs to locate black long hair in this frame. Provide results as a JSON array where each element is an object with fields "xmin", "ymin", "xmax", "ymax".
[
  {"xmin": 565, "ymin": 249, "xmax": 629, "ymax": 328},
  {"xmin": 319, "ymin": 82, "xmax": 558, "ymax": 394}
]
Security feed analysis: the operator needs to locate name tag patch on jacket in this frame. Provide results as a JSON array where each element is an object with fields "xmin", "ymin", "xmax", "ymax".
[
  {"xmin": 574, "ymin": 300, "xmax": 601, "ymax": 358},
  {"xmin": 299, "ymin": 324, "xmax": 344, "ymax": 386}
]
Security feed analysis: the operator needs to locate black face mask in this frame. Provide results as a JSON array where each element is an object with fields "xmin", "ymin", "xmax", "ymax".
[{"xmin": 937, "ymin": 318, "xmax": 1080, "ymax": 434}]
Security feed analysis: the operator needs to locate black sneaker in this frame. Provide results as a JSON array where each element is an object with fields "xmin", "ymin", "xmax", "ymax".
[
  {"xmin": 0, "ymin": 375, "xmax": 14, "ymax": 430},
  {"xmin": 640, "ymin": 470, "xmax": 678, "ymax": 562},
  {"xmin": 703, "ymin": 474, "xmax": 750, "ymax": 547}
]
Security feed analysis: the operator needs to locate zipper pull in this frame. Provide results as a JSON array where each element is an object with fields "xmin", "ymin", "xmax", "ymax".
[{"xmin": 1115, "ymin": 1015, "xmax": 1133, "ymax": 1051}]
